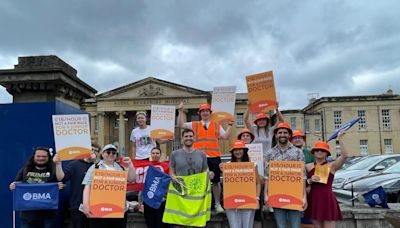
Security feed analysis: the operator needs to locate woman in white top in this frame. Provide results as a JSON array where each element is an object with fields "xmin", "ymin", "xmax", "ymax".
[
  {"xmin": 244, "ymin": 108, "xmax": 284, "ymax": 154},
  {"xmin": 81, "ymin": 144, "xmax": 135, "ymax": 228}
]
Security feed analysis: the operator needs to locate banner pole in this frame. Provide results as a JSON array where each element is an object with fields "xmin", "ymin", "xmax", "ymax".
[{"xmin": 13, "ymin": 210, "xmax": 16, "ymax": 228}]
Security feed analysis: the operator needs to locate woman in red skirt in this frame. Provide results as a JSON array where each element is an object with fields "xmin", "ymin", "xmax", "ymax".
[{"xmin": 304, "ymin": 130, "xmax": 348, "ymax": 228}]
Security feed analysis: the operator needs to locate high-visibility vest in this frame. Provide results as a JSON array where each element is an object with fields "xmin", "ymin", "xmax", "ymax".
[
  {"xmin": 162, "ymin": 172, "xmax": 211, "ymax": 227},
  {"xmin": 192, "ymin": 121, "xmax": 221, "ymax": 157}
]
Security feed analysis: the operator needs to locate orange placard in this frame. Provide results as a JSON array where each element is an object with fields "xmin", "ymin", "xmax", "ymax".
[
  {"xmin": 246, "ymin": 71, "xmax": 277, "ymax": 113},
  {"xmin": 90, "ymin": 169, "xmax": 128, "ymax": 218},
  {"xmin": 223, "ymin": 162, "xmax": 257, "ymax": 209},
  {"xmin": 268, "ymin": 161, "xmax": 304, "ymax": 211},
  {"xmin": 314, "ymin": 164, "xmax": 331, "ymax": 184}
]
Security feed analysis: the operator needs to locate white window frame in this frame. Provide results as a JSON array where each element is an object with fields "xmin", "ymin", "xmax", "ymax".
[
  {"xmin": 360, "ymin": 139, "xmax": 368, "ymax": 155},
  {"xmin": 384, "ymin": 139, "xmax": 393, "ymax": 154},
  {"xmin": 314, "ymin": 119, "xmax": 321, "ymax": 132},
  {"xmin": 290, "ymin": 117, "xmax": 296, "ymax": 130},
  {"xmin": 334, "ymin": 111, "xmax": 342, "ymax": 130},
  {"xmin": 304, "ymin": 119, "xmax": 310, "ymax": 133},
  {"xmin": 382, "ymin": 109, "xmax": 391, "ymax": 130},
  {"xmin": 236, "ymin": 113, "xmax": 244, "ymax": 126},
  {"xmin": 358, "ymin": 110, "xmax": 367, "ymax": 131}
]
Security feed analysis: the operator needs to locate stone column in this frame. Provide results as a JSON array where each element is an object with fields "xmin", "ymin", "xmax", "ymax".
[
  {"xmin": 98, "ymin": 112, "xmax": 105, "ymax": 147},
  {"xmin": 117, "ymin": 111, "xmax": 126, "ymax": 153}
]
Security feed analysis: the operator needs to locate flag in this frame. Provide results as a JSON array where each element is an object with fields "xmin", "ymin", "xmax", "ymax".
[
  {"xmin": 13, "ymin": 183, "xmax": 59, "ymax": 211},
  {"xmin": 363, "ymin": 186, "xmax": 389, "ymax": 208},
  {"xmin": 142, "ymin": 166, "xmax": 171, "ymax": 209},
  {"xmin": 327, "ymin": 117, "xmax": 361, "ymax": 141}
]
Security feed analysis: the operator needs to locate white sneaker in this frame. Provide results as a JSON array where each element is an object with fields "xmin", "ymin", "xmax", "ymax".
[{"xmin": 215, "ymin": 203, "xmax": 224, "ymax": 213}]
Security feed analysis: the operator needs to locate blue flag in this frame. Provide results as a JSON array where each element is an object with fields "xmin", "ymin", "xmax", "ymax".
[
  {"xmin": 327, "ymin": 117, "xmax": 361, "ymax": 141},
  {"xmin": 363, "ymin": 186, "xmax": 389, "ymax": 208},
  {"xmin": 13, "ymin": 183, "xmax": 59, "ymax": 211},
  {"xmin": 142, "ymin": 165, "xmax": 171, "ymax": 209}
]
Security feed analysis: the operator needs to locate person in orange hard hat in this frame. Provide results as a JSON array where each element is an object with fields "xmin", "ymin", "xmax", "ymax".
[
  {"xmin": 177, "ymin": 102, "xmax": 233, "ymax": 214},
  {"xmin": 237, "ymin": 129, "xmax": 255, "ymax": 144},
  {"xmin": 304, "ymin": 131, "xmax": 348, "ymax": 228},
  {"xmin": 221, "ymin": 140, "xmax": 261, "ymax": 228},
  {"xmin": 291, "ymin": 130, "xmax": 314, "ymax": 164},
  {"xmin": 264, "ymin": 122, "xmax": 307, "ymax": 228},
  {"xmin": 244, "ymin": 107, "xmax": 284, "ymax": 158}
]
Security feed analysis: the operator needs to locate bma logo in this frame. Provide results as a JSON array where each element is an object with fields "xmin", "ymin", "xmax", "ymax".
[
  {"xmin": 23, "ymin": 192, "xmax": 51, "ymax": 201},
  {"xmin": 147, "ymin": 176, "xmax": 161, "ymax": 199}
]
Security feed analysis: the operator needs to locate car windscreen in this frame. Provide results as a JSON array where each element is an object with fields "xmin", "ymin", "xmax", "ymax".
[
  {"xmin": 383, "ymin": 163, "xmax": 400, "ymax": 174},
  {"xmin": 345, "ymin": 156, "xmax": 382, "ymax": 171}
]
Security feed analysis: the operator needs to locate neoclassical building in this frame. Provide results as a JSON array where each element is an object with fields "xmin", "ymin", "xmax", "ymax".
[{"xmin": 82, "ymin": 77, "xmax": 248, "ymax": 158}]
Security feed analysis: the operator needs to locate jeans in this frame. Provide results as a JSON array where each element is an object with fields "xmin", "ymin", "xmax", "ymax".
[
  {"xmin": 20, "ymin": 217, "xmax": 55, "ymax": 228},
  {"xmin": 70, "ymin": 208, "xmax": 89, "ymax": 228},
  {"xmin": 273, "ymin": 208, "xmax": 301, "ymax": 228}
]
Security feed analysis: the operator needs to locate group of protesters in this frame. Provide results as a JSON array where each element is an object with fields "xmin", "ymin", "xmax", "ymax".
[{"xmin": 9, "ymin": 101, "xmax": 348, "ymax": 228}]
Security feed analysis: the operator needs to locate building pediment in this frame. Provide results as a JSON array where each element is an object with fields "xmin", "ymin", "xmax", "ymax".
[{"xmin": 96, "ymin": 77, "xmax": 210, "ymax": 100}]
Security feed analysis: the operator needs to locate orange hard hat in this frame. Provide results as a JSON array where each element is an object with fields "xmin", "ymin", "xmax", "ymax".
[
  {"xmin": 291, "ymin": 130, "xmax": 306, "ymax": 141},
  {"xmin": 198, "ymin": 103, "xmax": 212, "ymax": 114},
  {"xmin": 273, "ymin": 122, "xmax": 293, "ymax": 136},
  {"xmin": 253, "ymin": 113, "xmax": 270, "ymax": 125},
  {"xmin": 237, "ymin": 129, "xmax": 255, "ymax": 143},
  {"xmin": 311, "ymin": 141, "xmax": 331, "ymax": 156},
  {"xmin": 229, "ymin": 140, "xmax": 249, "ymax": 153}
]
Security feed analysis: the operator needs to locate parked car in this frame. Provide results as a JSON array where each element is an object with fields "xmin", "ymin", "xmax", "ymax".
[
  {"xmin": 342, "ymin": 162, "xmax": 400, "ymax": 203},
  {"xmin": 340, "ymin": 156, "xmax": 369, "ymax": 170},
  {"xmin": 333, "ymin": 154, "xmax": 400, "ymax": 189}
]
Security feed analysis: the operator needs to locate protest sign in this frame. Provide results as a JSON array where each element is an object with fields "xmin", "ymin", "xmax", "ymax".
[
  {"xmin": 314, "ymin": 164, "xmax": 331, "ymax": 184},
  {"xmin": 13, "ymin": 183, "xmax": 59, "ymax": 211},
  {"xmin": 150, "ymin": 105, "xmax": 175, "ymax": 140},
  {"xmin": 120, "ymin": 159, "xmax": 170, "ymax": 191},
  {"xmin": 90, "ymin": 169, "xmax": 128, "ymax": 218},
  {"xmin": 246, "ymin": 71, "xmax": 277, "ymax": 113},
  {"xmin": 223, "ymin": 162, "xmax": 257, "ymax": 209},
  {"xmin": 246, "ymin": 143, "xmax": 264, "ymax": 177},
  {"xmin": 210, "ymin": 86, "xmax": 236, "ymax": 123},
  {"xmin": 52, "ymin": 114, "xmax": 91, "ymax": 161},
  {"xmin": 268, "ymin": 161, "xmax": 304, "ymax": 211}
]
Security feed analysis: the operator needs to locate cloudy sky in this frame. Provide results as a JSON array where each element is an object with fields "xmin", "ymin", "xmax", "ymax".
[{"xmin": 1, "ymin": 0, "xmax": 399, "ymax": 109}]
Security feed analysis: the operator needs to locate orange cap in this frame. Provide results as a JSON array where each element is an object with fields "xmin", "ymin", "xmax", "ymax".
[
  {"xmin": 198, "ymin": 103, "xmax": 212, "ymax": 114},
  {"xmin": 253, "ymin": 113, "xmax": 270, "ymax": 125},
  {"xmin": 311, "ymin": 141, "xmax": 331, "ymax": 156},
  {"xmin": 291, "ymin": 130, "xmax": 306, "ymax": 141},
  {"xmin": 229, "ymin": 140, "xmax": 249, "ymax": 153},
  {"xmin": 237, "ymin": 129, "xmax": 255, "ymax": 142},
  {"xmin": 273, "ymin": 122, "xmax": 293, "ymax": 136}
]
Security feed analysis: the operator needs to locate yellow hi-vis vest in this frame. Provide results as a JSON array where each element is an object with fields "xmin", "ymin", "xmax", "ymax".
[{"xmin": 162, "ymin": 172, "xmax": 211, "ymax": 227}]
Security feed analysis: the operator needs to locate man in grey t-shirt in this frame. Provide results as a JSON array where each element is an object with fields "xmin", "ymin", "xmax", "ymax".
[{"xmin": 170, "ymin": 129, "xmax": 208, "ymax": 179}]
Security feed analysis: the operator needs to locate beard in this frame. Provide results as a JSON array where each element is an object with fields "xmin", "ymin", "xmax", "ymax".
[
  {"xmin": 278, "ymin": 136, "xmax": 288, "ymax": 144},
  {"xmin": 34, "ymin": 162, "xmax": 48, "ymax": 168}
]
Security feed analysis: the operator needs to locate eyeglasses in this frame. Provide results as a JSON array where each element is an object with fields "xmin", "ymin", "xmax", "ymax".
[{"xmin": 104, "ymin": 150, "xmax": 117, "ymax": 155}]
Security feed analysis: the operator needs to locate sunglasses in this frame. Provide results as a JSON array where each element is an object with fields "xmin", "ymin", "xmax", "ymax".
[
  {"xmin": 104, "ymin": 150, "xmax": 117, "ymax": 155},
  {"xmin": 314, "ymin": 149, "xmax": 327, "ymax": 153}
]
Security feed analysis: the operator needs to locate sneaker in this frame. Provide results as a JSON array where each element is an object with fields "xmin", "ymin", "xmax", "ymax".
[{"xmin": 215, "ymin": 203, "xmax": 224, "ymax": 214}]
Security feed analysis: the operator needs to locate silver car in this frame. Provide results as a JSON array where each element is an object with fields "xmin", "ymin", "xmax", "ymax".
[{"xmin": 333, "ymin": 154, "xmax": 400, "ymax": 189}]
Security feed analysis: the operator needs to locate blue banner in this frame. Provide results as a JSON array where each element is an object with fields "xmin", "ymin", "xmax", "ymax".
[
  {"xmin": 327, "ymin": 117, "xmax": 361, "ymax": 141},
  {"xmin": 142, "ymin": 165, "xmax": 171, "ymax": 209},
  {"xmin": 13, "ymin": 183, "xmax": 59, "ymax": 211},
  {"xmin": 363, "ymin": 186, "xmax": 389, "ymax": 208}
]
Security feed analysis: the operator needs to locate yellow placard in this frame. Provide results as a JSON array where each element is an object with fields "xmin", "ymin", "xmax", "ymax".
[
  {"xmin": 223, "ymin": 162, "xmax": 257, "ymax": 209},
  {"xmin": 246, "ymin": 71, "xmax": 277, "ymax": 113},
  {"xmin": 314, "ymin": 164, "xmax": 331, "ymax": 184},
  {"xmin": 268, "ymin": 161, "xmax": 304, "ymax": 211},
  {"xmin": 52, "ymin": 114, "xmax": 92, "ymax": 161},
  {"xmin": 89, "ymin": 169, "xmax": 128, "ymax": 218}
]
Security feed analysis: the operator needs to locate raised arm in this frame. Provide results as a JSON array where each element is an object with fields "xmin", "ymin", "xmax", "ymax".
[
  {"xmin": 331, "ymin": 130, "xmax": 348, "ymax": 172},
  {"xmin": 177, "ymin": 102, "xmax": 186, "ymax": 128},
  {"xmin": 53, "ymin": 154, "xmax": 65, "ymax": 181},
  {"xmin": 273, "ymin": 108, "xmax": 284, "ymax": 128}
]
